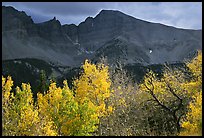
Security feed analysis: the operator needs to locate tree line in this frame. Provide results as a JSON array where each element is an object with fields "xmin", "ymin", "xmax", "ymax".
[{"xmin": 2, "ymin": 51, "xmax": 202, "ymax": 136}]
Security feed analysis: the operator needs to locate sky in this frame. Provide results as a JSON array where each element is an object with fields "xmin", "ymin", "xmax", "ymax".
[{"xmin": 2, "ymin": 2, "xmax": 202, "ymax": 30}]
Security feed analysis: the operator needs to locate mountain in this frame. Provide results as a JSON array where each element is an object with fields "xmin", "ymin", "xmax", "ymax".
[
  {"xmin": 2, "ymin": 6, "xmax": 202, "ymax": 92},
  {"xmin": 2, "ymin": 6, "xmax": 80, "ymax": 67},
  {"xmin": 2, "ymin": 6, "xmax": 202, "ymax": 67}
]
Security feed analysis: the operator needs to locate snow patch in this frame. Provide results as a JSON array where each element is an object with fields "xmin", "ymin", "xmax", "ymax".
[
  {"xmin": 36, "ymin": 68, "xmax": 40, "ymax": 73},
  {"xmin": 85, "ymin": 50, "xmax": 94, "ymax": 54},
  {"xmin": 74, "ymin": 42, "xmax": 80, "ymax": 45},
  {"xmin": 13, "ymin": 60, "xmax": 22, "ymax": 64},
  {"xmin": 77, "ymin": 47, "xmax": 94, "ymax": 55}
]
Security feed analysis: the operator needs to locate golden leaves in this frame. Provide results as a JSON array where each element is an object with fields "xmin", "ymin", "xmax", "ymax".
[
  {"xmin": 2, "ymin": 59, "xmax": 114, "ymax": 136},
  {"xmin": 187, "ymin": 50, "xmax": 202, "ymax": 80},
  {"xmin": 4, "ymin": 50, "xmax": 201, "ymax": 136},
  {"xmin": 74, "ymin": 59, "xmax": 112, "ymax": 117},
  {"xmin": 138, "ymin": 51, "xmax": 202, "ymax": 136},
  {"xmin": 2, "ymin": 76, "xmax": 43, "ymax": 136},
  {"xmin": 2, "ymin": 76, "xmax": 13, "ymax": 103},
  {"xmin": 180, "ymin": 92, "xmax": 202, "ymax": 136}
]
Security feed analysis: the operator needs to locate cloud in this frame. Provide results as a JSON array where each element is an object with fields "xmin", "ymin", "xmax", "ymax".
[
  {"xmin": 2, "ymin": 2, "xmax": 202, "ymax": 29},
  {"xmin": 108, "ymin": 2, "xmax": 202, "ymax": 29}
]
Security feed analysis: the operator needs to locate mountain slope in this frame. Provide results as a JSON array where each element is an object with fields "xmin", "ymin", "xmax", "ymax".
[
  {"xmin": 2, "ymin": 6, "xmax": 80, "ymax": 66},
  {"xmin": 2, "ymin": 6, "xmax": 202, "ymax": 67}
]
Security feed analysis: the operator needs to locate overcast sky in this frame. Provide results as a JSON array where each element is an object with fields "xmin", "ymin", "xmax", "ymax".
[{"xmin": 2, "ymin": 2, "xmax": 202, "ymax": 30}]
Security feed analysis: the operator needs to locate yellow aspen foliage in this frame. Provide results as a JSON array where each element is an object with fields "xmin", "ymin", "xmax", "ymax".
[
  {"xmin": 97, "ymin": 66, "xmax": 141, "ymax": 136},
  {"xmin": 2, "ymin": 76, "xmax": 57, "ymax": 136},
  {"xmin": 182, "ymin": 50, "xmax": 202, "ymax": 96},
  {"xmin": 14, "ymin": 84, "xmax": 39, "ymax": 136},
  {"xmin": 2, "ymin": 60, "xmax": 113, "ymax": 136},
  {"xmin": 187, "ymin": 50, "xmax": 202, "ymax": 81},
  {"xmin": 179, "ymin": 51, "xmax": 202, "ymax": 136},
  {"xmin": 2, "ymin": 76, "xmax": 14, "ymax": 114},
  {"xmin": 37, "ymin": 80, "xmax": 99, "ymax": 136},
  {"xmin": 139, "ymin": 66, "xmax": 191, "ymax": 134},
  {"xmin": 180, "ymin": 92, "xmax": 202, "ymax": 136},
  {"xmin": 36, "ymin": 58, "xmax": 114, "ymax": 136},
  {"xmin": 139, "ymin": 51, "xmax": 202, "ymax": 135},
  {"xmin": 140, "ymin": 68, "xmax": 187, "ymax": 105},
  {"xmin": 73, "ymin": 59, "xmax": 113, "ymax": 117},
  {"xmin": 2, "ymin": 76, "xmax": 15, "ymax": 136},
  {"xmin": 2, "ymin": 76, "xmax": 38, "ymax": 136}
]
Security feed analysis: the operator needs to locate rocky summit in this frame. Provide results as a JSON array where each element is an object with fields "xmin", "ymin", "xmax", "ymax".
[{"xmin": 2, "ymin": 6, "xmax": 202, "ymax": 67}]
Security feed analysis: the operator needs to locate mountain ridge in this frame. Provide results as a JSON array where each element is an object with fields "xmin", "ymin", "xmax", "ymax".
[{"xmin": 2, "ymin": 6, "xmax": 202, "ymax": 67}]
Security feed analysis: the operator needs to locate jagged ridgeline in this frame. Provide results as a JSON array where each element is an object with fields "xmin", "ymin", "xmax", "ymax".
[
  {"xmin": 2, "ymin": 5, "xmax": 202, "ymax": 136},
  {"xmin": 2, "ymin": 6, "xmax": 202, "ymax": 95}
]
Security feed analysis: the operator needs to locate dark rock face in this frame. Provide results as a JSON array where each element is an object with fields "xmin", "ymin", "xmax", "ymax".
[
  {"xmin": 62, "ymin": 24, "xmax": 78, "ymax": 44},
  {"xmin": 2, "ymin": 6, "xmax": 202, "ymax": 67},
  {"xmin": 2, "ymin": 6, "xmax": 34, "ymax": 32},
  {"xmin": 2, "ymin": 6, "xmax": 80, "ymax": 66}
]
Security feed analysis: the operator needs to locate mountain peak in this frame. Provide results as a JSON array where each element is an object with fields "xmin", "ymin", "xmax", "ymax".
[
  {"xmin": 2, "ymin": 5, "xmax": 28, "ymax": 17},
  {"xmin": 2, "ymin": 5, "xmax": 16, "ymax": 11},
  {"xmin": 42, "ymin": 16, "xmax": 61, "ymax": 26},
  {"xmin": 2, "ymin": 6, "xmax": 202, "ymax": 67},
  {"xmin": 97, "ymin": 9, "xmax": 124, "ymax": 17},
  {"xmin": 99, "ymin": 9, "xmax": 122, "ymax": 14},
  {"xmin": 94, "ymin": 9, "xmax": 137, "ymax": 22}
]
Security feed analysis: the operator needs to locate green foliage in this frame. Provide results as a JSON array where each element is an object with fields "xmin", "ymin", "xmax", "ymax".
[
  {"xmin": 37, "ymin": 70, "xmax": 49, "ymax": 93},
  {"xmin": 2, "ymin": 51, "xmax": 202, "ymax": 136},
  {"xmin": 97, "ymin": 51, "xmax": 202, "ymax": 136},
  {"xmin": 2, "ymin": 59, "xmax": 112, "ymax": 136},
  {"xmin": 2, "ymin": 58, "xmax": 53, "ymax": 99},
  {"xmin": 2, "ymin": 77, "xmax": 54, "ymax": 136},
  {"xmin": 138, "ymin": 51, "xmax": 202, "ymax": 136}
]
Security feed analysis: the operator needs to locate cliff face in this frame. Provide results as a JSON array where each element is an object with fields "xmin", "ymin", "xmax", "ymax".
[
  {"xmin": 2, "ymin": 6, "xmax": 202, "ymax": 67},
  {"xmin": 2, "ymin": 6, "xmax": 82, "ymax": 66}
]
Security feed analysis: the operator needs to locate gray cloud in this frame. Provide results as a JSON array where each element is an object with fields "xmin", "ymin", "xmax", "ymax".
[{"xmin": 2, "ymin": 2, "xmax": 202, "ymax": 29}]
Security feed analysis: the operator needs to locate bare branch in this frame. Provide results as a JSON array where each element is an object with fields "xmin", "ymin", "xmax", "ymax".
[
  {"xmin": 164, "ymin": 81, "xmax": 183, "ymax": 114},
  {"xmin": 165, "ymin": 82, "xmax": 182, "ymax": 100},
  {"xmin": 143, "ymin": 83, "xmax": 172, "ymax": 113}
]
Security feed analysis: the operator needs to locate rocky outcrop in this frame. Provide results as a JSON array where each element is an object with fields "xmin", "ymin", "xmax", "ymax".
[
  {"xmin": 63, "ymin": 9, "xmax": 202, "ymax": 65},
  {"xmin": 2, "ymin": 6, "xmax": 202, "ymax": 67},
  {"xmin": 2, "ymin": 6, "xmax": 80, "ymax": 66}
]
